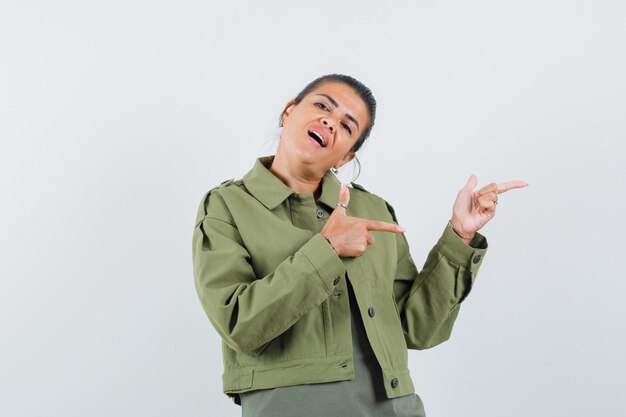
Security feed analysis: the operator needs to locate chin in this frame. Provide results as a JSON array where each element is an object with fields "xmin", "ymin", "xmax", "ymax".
[{"xmin": 290, "ymin": 145, "xmax": 320, "ymax": 165}]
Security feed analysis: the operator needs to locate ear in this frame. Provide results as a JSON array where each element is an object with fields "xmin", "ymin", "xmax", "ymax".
[
  {"xmin": 280, "ymin": 99, "xmax": 296, "ymax": 125},
  {"xmin": 335, "ymin": 151, "xmax": 356, "ymax": 170}
]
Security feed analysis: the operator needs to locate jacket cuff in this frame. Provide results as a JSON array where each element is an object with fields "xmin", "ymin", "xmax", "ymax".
[
  {"xmin": 299, "ymin": 234, "xmax": 346, "ymax": 294},
  {"xmin": 436, "ymin": 225, "xmax": 488, "ymax": 273}
]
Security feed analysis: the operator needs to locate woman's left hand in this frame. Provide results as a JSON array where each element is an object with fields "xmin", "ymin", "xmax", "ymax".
[{"xmin": 449, "ymin": 175, "xmax": 528, "ymax": 243}]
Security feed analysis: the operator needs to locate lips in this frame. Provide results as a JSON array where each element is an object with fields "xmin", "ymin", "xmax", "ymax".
[{"xmin": 307, "ymin": 128, "xmax": 328, "ymax": 147}]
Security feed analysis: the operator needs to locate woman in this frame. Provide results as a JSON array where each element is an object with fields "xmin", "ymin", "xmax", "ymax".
[{"xmin": 192, "ymin": 74, "xmax": 527, "ymax": 416}]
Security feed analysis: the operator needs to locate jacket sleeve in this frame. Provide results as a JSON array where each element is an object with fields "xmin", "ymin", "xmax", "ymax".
[
  {"xmin": 387, "ymin": 202, "xmax": 488, "ymax": 350},
  {"xmin": 192, "ymin": 188, "xmax": 345, "ymax": 354}
]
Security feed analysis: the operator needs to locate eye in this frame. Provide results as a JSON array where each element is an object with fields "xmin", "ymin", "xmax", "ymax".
[
  {"xmin": 314, "ymin": 102, "xmax": 329, "ymax": 111},
  {"xmin": 342, "ymin": 123, "xmax": 352, "ymax": 135}
]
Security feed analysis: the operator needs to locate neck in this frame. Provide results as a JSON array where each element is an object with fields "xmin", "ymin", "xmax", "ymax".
[{"xmin": 269, "ymin": 153, "xmax": 323, "ymax": 199}]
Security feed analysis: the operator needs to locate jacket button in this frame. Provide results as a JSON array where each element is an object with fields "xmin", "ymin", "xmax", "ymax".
[
  {"xmin": 316, "ymin": 209, "xmax": 325, "ymax": 219},
  {"xmin": 472, "ymin": 255, "xmax": 481, "ymax": 264},
  {"xmin": 333, "ymin": 276, "xmax": 340, "ymax": 285},
  {"xmin": 391, "ymin": 378, "xmax": 399, "ymax": 389},
  {"xmin": 368, "ymin": 307, "xmax": 376, "ymax": 317}
]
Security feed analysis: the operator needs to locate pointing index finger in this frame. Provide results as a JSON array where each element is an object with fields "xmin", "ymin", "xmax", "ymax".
[
  {"xmin": 364, "ymin": 220, "xmax": 406, "ymax": 233},
  {"xmin": 497, "ymin": 181, "xmax": 529, "ymax": 194}
]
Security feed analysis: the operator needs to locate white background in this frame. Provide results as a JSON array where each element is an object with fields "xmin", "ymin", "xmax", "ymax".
[{"xmin": 1, "ymin": 1, "xmax": 625, "ymax": 416}]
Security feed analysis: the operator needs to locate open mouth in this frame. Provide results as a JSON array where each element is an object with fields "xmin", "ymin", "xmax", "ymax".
[{"xmin": 308, "ymin": 130, "xmax": 326, "ymax": 147}]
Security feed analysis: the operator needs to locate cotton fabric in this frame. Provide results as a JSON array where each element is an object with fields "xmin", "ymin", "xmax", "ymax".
[
  {"xmin": 240, "ymin": 281, "xmax": 426, "ymax": 417},
  {"xmin": 192, "ymin": 155, "xmax": 488, "ymax": 404}
]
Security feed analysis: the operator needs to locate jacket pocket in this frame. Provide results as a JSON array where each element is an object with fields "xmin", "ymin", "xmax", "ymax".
[{"xmin": 241, "ymin": 305, "xmax": 328, "ymax": 363}]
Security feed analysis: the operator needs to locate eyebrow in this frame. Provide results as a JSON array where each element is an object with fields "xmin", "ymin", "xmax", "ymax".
[{"xmin": 316, "ymin": 94, "xmax": 360, "ymax": 131}]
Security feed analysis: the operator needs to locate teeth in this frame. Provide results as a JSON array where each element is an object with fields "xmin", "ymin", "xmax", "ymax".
[{"xmin": 308, "ymin": 130, "xmax": 324, "ymax": 146}]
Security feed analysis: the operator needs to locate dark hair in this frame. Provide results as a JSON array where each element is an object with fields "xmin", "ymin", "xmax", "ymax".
[{"xmin": 287, "ymin": 74, "xmax": 377, "ymax": 154}]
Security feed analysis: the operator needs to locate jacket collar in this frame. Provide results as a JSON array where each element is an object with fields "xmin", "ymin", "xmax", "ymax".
[{"xmin": 242, "ymin": 155, "xmax": 341, "ymax": 210}]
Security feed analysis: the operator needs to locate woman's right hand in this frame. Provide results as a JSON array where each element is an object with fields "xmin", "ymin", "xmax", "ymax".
[{"xmin": 320, "ymin": 184, "xmax": 405, "ymax": 257}]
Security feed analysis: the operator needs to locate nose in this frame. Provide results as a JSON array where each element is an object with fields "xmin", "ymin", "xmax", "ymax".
[{"xmin": 322, "ymin": 118, "xmax": 336, "ymax": 132}]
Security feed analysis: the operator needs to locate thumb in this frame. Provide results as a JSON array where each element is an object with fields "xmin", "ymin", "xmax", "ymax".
[
  {"xmin": 463, "ymin": 175, "xmax": 478, "ymax": 192},
  {"xmin": 338, "ymin": 183, "xmax": 350, "ymax": 211}
]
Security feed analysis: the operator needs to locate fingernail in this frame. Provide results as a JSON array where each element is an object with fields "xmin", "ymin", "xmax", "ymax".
[{"xmin": 398, "ymin": 226, "xmax": 406, "ymax": 232}]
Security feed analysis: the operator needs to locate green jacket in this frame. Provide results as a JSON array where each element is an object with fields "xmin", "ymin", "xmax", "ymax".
[{"xmin": 192, "ymin": 156, "xmax": 488, "ymax": 404}]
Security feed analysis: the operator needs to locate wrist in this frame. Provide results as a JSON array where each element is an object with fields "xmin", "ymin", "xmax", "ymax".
[
  {"xmin": 447, "ymin": 220, "xmax": 474, "ymax": 244},
  {"xmin": 321, "ymin": 234, "xmax": 338, "ymax": 254}
]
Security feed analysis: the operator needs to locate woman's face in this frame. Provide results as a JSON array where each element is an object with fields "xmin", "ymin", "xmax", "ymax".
[{"xmin": 278, "ymin": 81, "xmax": 370, "ymax": 176}]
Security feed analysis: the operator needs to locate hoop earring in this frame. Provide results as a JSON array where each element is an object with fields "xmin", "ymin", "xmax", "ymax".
[{"xmin": 330, "ymin": 166, "xmax": 339, "ymax": 175}]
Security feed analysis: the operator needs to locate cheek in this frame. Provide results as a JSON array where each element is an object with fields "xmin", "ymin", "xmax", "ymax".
[
  {"xmin": 342, "ymin": 134, "xmax": 360, "ymax": 152},
  {"xmin": 350, "ymin": 137, "xmax": 361, "ymax": 151}
]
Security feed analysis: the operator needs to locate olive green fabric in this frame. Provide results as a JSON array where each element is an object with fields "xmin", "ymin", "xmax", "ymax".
[
  {"xmin": 192, "ymin": 155, "xmax": 488, "ymax": 404},
  {"xmin": 240, "ymin": 281, "xmax": 426, "ymax": 417}
]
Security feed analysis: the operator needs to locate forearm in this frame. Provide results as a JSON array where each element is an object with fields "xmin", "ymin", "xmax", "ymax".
[
  {"xmin": 193, "ymin": 217, "xmax": 345, "ymax": 353},
  {"xmin": 396, "ymin": 225, "xmax": 488, "ymax": 349}
]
